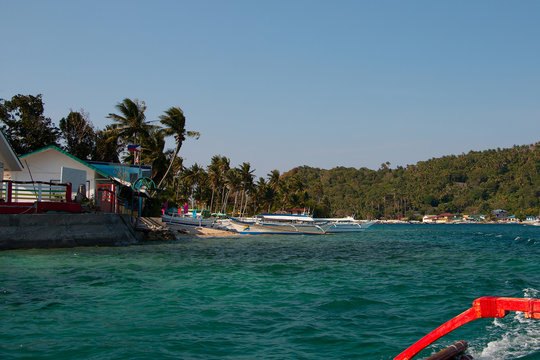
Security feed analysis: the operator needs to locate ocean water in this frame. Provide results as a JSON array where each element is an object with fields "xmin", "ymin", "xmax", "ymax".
[{"xmin": 1, "ymin": 224, "xmax": 539, "ymax": 360}]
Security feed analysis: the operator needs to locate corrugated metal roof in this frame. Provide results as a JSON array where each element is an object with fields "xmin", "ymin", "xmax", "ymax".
[{"xmin": 0, "ymin": 130, "xmax": 23, "ymax": 171}]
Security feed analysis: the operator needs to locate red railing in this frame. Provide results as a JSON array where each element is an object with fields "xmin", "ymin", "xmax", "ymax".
[
  {"xmin": 0, "ymin": 180, "xmax": 81, "ymax": 214},
  {"xmin": 395, "ymin": 297, "xmax": 540, "ymax": 360}
]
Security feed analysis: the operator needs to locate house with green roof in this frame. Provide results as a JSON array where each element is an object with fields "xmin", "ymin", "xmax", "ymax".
[{"xmin": 4, "ymin": 145, "xmax": 119, "ymax": 206}]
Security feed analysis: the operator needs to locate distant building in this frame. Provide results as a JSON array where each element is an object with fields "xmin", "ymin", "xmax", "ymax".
[
  {"xmin": 492, "ymin": 209, "xmax": 508, "ymax": 219},
  {"xmin": 422, "ymin": 213, "xmax": 461, "ymax": 223},
  {"xmin": 423, "ymin": 215, "xmax": 437, "ymax": 223}
]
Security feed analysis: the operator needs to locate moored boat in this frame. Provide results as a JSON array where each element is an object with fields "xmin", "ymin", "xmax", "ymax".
[
  {"xmin": 162, "ymin": 211, "xmax": 216, "ymax": 230},
  {"xmin": 218, "ymin": 213, "xmax": 327, "ymax": 235},
  {"xmin": 314, "ymin": 216, "xmax": 377, "ymax": 233}
]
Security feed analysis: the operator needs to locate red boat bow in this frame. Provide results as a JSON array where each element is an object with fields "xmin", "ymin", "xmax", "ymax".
[{"xmin": 395, "ymin": 297, "xmax": 540, "ymax": 360}]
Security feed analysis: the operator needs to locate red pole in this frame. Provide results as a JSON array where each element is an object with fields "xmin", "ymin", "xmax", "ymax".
[
  {"xmin": 7, "ymin": 181, "xmax": 12, "ymax": 203},
  {"xmin": 65, "ymin": 183, "xmax": 72, "ymax": 203}
]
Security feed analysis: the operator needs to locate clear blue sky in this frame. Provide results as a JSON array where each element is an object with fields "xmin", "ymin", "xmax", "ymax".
[{"xmin": 1, "ymin": 0, "xmax": 539, "ymax": 178}]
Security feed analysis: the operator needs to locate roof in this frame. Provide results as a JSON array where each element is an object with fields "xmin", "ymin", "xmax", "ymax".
[
  {"xmin": 20, "ymin": 145, "xmax": 111, "ymax": 178},
  {"xmin": 0, "ymin": 130, "xmax": 24, "ymax": 171}
]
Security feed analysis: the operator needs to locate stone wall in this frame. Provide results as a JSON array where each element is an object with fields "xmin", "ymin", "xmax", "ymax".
[{"xmin": 0, "ymin": 213, "xmax": 139, "ymax": 250}]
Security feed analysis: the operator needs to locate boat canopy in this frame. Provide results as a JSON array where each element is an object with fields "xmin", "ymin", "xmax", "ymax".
[{"xmin": 257, "ymin": 213, "xmax": 315, "ymax": 222}]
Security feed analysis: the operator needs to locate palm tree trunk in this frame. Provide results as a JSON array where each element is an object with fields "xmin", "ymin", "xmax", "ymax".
[
  {"xmin": 156, "ymin": 141, "xmax": 180, "ymax": 189},
  {"xmin": 209, "ymin": 188, "xmax": 215, "ymax": 213}
]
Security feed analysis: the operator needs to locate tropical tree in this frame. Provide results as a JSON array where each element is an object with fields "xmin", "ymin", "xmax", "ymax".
[
  {"xmin": 207, "ymin": 155, "xmax": 229, "ymax": 213},
  {"xmin": 182, "ymin": 163, "xmax": 207, "ymax": 206},
  {"xmin": 266, "ymin": 169, "xmax": 281, "ymax": 211},
  {"xmin": 140, "ymin": 130, "xmax": 168, "ymax": 181},
  {"xmin": 0, "ymin": 94, "xmax": 60, "ymax": 154},
  {"xmin": 106, "ymin": 98, "xmax": 156, "ymax": 163},
  {"xmin": 157, "ymin": 106, "xmax": 200, "ymax": 189},
  {"xmin": 59, "ymin": 110, "xmax": 96, "ymax": 160},
  {"xmin": 93, "ymin": 125, "xmax": 122, "ymax": 163},
  {"xmin": 238, "ymin": 162, "xmax": 255, "ymax": 216},
  {"xmin": 224, "ymin": 167, "xmax": 242, "ymax": 215}
]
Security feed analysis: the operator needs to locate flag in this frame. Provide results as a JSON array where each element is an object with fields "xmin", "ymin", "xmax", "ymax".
[{"xmin": 127, "ymin": 144, "xmax": 141, "ymax": 152}]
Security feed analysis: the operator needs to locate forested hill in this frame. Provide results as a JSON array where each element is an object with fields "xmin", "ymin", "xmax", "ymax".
[{"xmin": 281, "ymin": 143, "xmax": 539, "ymax": 219}]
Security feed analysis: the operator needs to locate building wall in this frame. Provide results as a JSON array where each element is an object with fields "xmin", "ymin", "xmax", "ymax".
[{"xmin": 4, "ymin": 148, "xmax": 104, "ymax": 199}]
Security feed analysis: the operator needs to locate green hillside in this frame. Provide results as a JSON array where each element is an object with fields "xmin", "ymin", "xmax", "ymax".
[{"xmin": 282, "ymin": 143, "xmax": 539, "ymax": 219}]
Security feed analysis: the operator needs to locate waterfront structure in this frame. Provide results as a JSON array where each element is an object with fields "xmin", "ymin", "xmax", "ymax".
[
  {"xmin": 4, "ymin": 145, "xmax": 113, "ymax": 200},
  {"xmin": 492, "ymin": 209, "xmax": 508, "ymax": 219},
  {"xmin": 422, "ymin": 213, "xmax": 461, "ymax": 223}
]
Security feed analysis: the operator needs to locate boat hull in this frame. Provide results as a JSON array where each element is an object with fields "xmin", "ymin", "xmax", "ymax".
[
  {"xmin": 162, "ymin": 214, "xmax": 216, "ymax": 230},
  {"xmin": 319, "ymin": 220, "xmax": 377, "ymax": 233}
]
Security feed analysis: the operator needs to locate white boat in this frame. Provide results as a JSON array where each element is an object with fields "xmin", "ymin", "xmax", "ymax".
[
  {"xmin": 314, "ymin": 216, "xmax": 377, "ymax": 233},
  {"xmin": 218, "ymin": 213, "xmax": 327, "ymax": 235},
  {"xmin": 162, "ymin": 211, "xmax": 216, "ymax": 230}
]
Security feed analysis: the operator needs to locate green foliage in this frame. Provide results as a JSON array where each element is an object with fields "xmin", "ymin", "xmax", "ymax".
[
  {"xmin": 280, "ymin": 144, "xmax": 539, "ymax": 219},
  {"xmin": 59, "ymin": 110, "xmax": 96, "ymax": 160},
  {"xmin": 0, "ymin": 94, "xmax": 60, "ymax": 154},
  {"xmin": 93, "ymin": 126, "xmax": 123, "ymax": 163}
]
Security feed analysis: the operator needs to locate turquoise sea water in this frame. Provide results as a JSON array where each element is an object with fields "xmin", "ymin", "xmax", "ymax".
[{"xmin": 1, "ymin": 224, "xmax": 539, "ymax": 360}]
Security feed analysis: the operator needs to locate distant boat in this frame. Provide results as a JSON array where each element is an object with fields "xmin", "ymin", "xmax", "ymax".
[
  {"xmin": 314, "ymin": 216, "xmax": 377, "ymax": 233},
  {"xmin": 218, "ymin": 213, "xmax": 327, "ymax": 235},
  {"xmin": 162, "ymin": 211, "xmax": 216, "ymax": 229}
]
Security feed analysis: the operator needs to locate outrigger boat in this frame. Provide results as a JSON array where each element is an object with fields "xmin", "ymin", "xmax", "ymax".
[
  {"xmin": 395, "ymin": 296, "xmax": 540, "ymax": 360},
  {"xmin": 162, "ymin": 210, "xmax": 217, "ymax": 229},
  {"xmin": 218, "ymin": 213, "xmax": 327, "ymax": 235},
  {"xmin": 313, "ymin": 216, "xmax": 377, "ymax": 233}
]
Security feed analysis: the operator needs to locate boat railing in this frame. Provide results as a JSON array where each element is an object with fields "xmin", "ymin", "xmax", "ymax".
[
  {"xmin": 394, "ymin": 297, "xmax": 540, "ymax": 360},
  {"xmin": 0, "ymin": 180, "xmax": 72, "ymax": 204}
]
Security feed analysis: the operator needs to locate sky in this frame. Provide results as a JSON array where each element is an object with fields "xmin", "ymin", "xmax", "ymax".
[{"xmin": 1, "ymin": 0, "xmax": 539, "ymax": 178}]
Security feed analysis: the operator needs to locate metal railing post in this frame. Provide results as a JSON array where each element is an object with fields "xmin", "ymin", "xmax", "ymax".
[
  {"xmin": 65, "ymin": 183, "xmax": 72, "ymax": 203},
  {"xmin": 7, "ymin": 181, "xmax": 13, "ymax": 203}
]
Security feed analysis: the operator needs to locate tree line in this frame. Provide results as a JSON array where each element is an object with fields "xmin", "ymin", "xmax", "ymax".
[
  {"xmin": 1, "ymin": 94, "xmax": 538, "ymax": 218},
  {"xmin": 0, "ymin": 94, "xmax": 198, "ymax": 190},
  {"xmin": 280, "ymin": 144, "xmax": 539, "ymax": 219}
]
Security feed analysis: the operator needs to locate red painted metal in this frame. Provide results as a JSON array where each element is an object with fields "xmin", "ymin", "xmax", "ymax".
[
  {"xmin": 0, "ymin": 180, "xmax": 82, "ymax": 214},
  {"xmin": 65, "ymin": 183, "xmax": 72, "ymax": 202},
  {"xmin": 394, "ymin": 297, "xmax": 540, "ymax": 360},
  {"xmin": 7, "ymin": 181, "xmax": 13, "ymax": 202}
]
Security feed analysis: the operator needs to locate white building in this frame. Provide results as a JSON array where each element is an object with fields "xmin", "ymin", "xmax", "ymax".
[{"xmin": 4, "ymin": 145, "xmax": 114, "ymax": 200}]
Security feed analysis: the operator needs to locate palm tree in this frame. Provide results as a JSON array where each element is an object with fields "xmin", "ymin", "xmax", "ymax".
[
  {"xmin": 238, "ymin": 162, "xmax": 255, "ymax": 216},
  {"xmin": 141, "ymin": 130, "xmax": 168, "ymax": 181},
  {"xmin": 182, "ymin": 163, "xmax": 206, "ymax": 207},
  {"xmin": 93, "ymin": 125, "xmax": 122, "ymax": 163},
  {"xmin": 157, "ymin": 107, "xmax": 200, "ymax": 189},
  {"xmin": 106, "ymin": 98, "xmax": 156, "ymax": 164},
  {"xmin": 267, "ymin": 169, "xmax": 280, "ymax": 211},
  {"xmin": 224, "ymin": 168, "xmax": 242, "ymax": 215},
  {"xmin": 207, "ymin": 155, "xmax": 230, "ymax": 213}
]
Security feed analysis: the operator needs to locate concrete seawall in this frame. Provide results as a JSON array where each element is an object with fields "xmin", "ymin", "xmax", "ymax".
[{"xmin": 0, "ymin": 213, "xmax": 139, "ymax": 250}]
